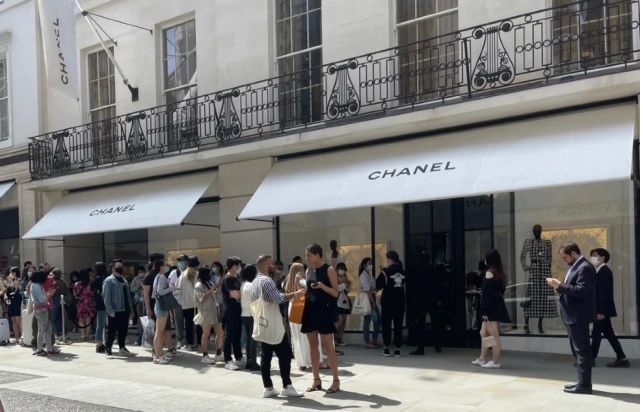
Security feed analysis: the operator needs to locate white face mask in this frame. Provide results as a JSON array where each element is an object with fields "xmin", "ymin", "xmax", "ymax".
[
  {"xmin": 590, "ymin": 256, "xmax": 600, "ymax": 266},
  {"xmin": 338, "ymin": 269, "xmax": 346, "ymax": 276},
  {"xmin": 366, "ymin": 264, "xmax": 373, "ymax": 272}
]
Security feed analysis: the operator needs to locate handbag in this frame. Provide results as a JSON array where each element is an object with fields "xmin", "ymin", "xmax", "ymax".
[
  {"xmin": 251, "ymin": 281, "xmax": 285, "ymax": 345},
  {"xmin": 154, "ymin": 275, "xmax": 181, "ymax": 311},
  {"xmin": 193, "ymin": 309, "xmax": 204, "ymax": 325},
  {"xmin": 351, "ymin": 292, "xmax": 372, "ymax": 316},
  {"xmin": 288, "ymin": 293, "xmax": 305, "ymax": 324},
  {"xmin": 482, "ymin": 336, "xmax": 496, "ymax": 348}
]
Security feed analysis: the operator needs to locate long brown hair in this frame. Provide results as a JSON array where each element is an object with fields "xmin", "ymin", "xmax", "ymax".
[
  {"xmin": 182, "ymin": 267, "xmax": 197, "ymax": 284},
  {"xmin": 485, "ymin": 250, "xmax": 507, "ymax": 288},
  {"xmin": 283, "ymin": 263, "xmax": 305, "ymax": 294}
]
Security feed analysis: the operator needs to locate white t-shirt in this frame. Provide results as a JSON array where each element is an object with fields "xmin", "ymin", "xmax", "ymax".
[
  {"xmin": 359, "ymin": 271, "xmax": 376, "ymax": 292},
  {"xmin": 240, "ymin": 281, "xmax": 254, "ymax": 317}
]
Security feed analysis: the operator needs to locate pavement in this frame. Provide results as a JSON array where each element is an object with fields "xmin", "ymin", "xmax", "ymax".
[{"xmin": 0, "ymin": 337, "xmax": 638, "ymax": 412}]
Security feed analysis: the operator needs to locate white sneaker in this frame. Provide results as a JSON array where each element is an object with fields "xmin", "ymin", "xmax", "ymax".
[
  {"xmin": 262, "ymin": 387, "xmax": 279, "ymax": 398},
  {"xmin": 280, "ymin": 385, "xmax": 303, "ymax": 397},
  {"xmin": 225, "ymin": 361, "xmax": 240, "ymax": 370},
  {"xmin": 201, "ymin": 355, "xmax": 214, "ymax": 364},
  {"xmin": 153, "ymin": 357, "xmax": 168, "ymax": 365},
  {"xmin": 214, "ymin": 354, "xmax": 224, "ymax": 362},
  {"xmin": 471, "ymin": 358, "xmax": 485, "ymax": 366},
  {"xmin": 481, "ymin": 361, "xmax": 501, "ymax": 368}
]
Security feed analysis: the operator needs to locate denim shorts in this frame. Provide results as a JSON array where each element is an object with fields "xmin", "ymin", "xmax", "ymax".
[{"xmin": 154, "ymin": 301, "xmax": 168, "ymax": 319}]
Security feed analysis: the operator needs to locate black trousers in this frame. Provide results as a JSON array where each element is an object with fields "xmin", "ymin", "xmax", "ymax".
[
  {"xmin": 260, "ymin": 333, "xmax": 292, "ymax": 389},
  {"xmin": 416, "ymin": 305, "xmax": 443, "ymax": 351},
  {"xmin": 182, "ymin": 308, "xmax": 202, "ymax": 346},
  {"xmin": 242, "ymin": 316, "xmax": 258, "ymax": 365},
  {"xmin": 106, "ymin": 311, "xmax": 130, "ymax": 351},
  {"xmin": 591, "ymin": 317, "xmax": 626, "ymax": 360},
  {"xmin": 381, "ymin": 305, "xmax": 404, "ymax": 349},
  {"xmin": 224, "ymin": 314, "xmax": 242, "ymax": 362},
  {"xmin": 566, "ymin": 322, "xmax": 592, "ymax": 386}
]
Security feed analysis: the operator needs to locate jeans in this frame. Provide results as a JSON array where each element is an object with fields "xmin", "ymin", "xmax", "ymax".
[
  {"xmin": 260, "ymin": 333, "xmax": 293, "ymax": 389},
  {"xmin": 95, "ymin": 310, "xmax": 107, "ymax": 344},
  {"xmin": 224, "ymin": 314, "xmax": 242, "ymax": 362},
  {"xmin": 50, "ymin": 303, "xmax": 63, "ymax": 336},
  {"xmin": 173, "ymin": 307, "xmax": 185, "ymax": 343},
  {"xmin": 381, "ymin": 304, "xmax": 404, "ymax": 349},
  {"xmin": 34, "ymin": 310, "xmax": 53, "ymax": 352},
  {"xmin": 241, "ymin": 316, "xmax": 258, "ymax": 365},
  {"xmin": 363, "ymin": 304, "xmax": 381, "ymax": 343},
  {"xmin": 591, "ymin": 317, "xmax": 626, "ymax": 360},
  {"xmin": 105, "ymin": 311, "xmax": 130, "ymax": 351}
]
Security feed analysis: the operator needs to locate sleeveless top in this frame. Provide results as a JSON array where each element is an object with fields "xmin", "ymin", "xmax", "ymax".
[{"xmin": 306, "ymin": 263, "xmax": 334, "ymax": 306}]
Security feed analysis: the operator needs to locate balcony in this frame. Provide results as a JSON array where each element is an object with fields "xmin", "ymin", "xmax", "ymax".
[{"xmin": 28, "ymin": 1, "xmax": 640, "ymax": 180}]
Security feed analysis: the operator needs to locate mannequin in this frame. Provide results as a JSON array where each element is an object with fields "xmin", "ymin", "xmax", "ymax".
[{"xmin": 519, "ymin": 224, "xmax": 558, "ymax": 334}]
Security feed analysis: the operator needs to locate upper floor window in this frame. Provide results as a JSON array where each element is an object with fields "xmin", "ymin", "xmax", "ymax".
[
  {"xmin": 275, "ymin": 0, "xmax": 322, "ymax": 126},
  {"xmin": 0, "ymin": 52, "xmax": 8, "ymax": 141},
  {"xmin": 88, "ymin": 47, "xmax": 115, "ymax": 124},
  {"xmin": 396, "ymin": 0, "xmax": 459, "ymax": 101},
  {"xmin": 163, "ymin": 20, "xmax": 197, "ymax": 106},
  {"xmin": 552, "ymin": 0, "xmax": 633, "ymax": 72}
]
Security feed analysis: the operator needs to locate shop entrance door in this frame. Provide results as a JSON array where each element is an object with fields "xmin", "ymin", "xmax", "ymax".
[{"xmin": 405, "ymin": 196, "xmax": 493, "ymax": 348}]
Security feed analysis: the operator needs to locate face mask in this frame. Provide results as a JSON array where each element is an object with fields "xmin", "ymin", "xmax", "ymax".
[
  {"xmin": 178, "ymin": 261, "xmax": 187, "ymax": 271},
  {"xmin": 366, "ymin": 264, "xmax": 373, "ymax": 272},
  {"xmin": 115, "ymin": 267, "xmax": 124, "ymax": 275},
  {"xmin": 338, "ymin": 269, "xmax": 346, "ymax": 276},
  {"xmin": 590, "ymin": 256, "xmax": 600, "ymax": 266},
  {"xmin": 212, "ymin": 268, "xmax": 219, "ymax": 275}
]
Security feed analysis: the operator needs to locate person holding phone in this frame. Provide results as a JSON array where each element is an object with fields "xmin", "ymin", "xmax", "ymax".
[
  {"xmin": 377, "ymin": 251, "xmax": 406, "ymax": 358},
  {"xmin": 302, "ymin": 244, "xmax": 341, "ymax": 394}
]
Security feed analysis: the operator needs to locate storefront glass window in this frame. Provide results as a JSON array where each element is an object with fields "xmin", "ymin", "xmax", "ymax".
[{"xmin": 0, "ymin": 208, "xmax": 19, "ymax": 273}]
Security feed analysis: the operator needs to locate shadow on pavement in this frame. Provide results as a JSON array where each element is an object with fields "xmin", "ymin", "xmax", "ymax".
[{"xmin": 591, "ymin": 390, "xmax": 640, "ymax": 404}]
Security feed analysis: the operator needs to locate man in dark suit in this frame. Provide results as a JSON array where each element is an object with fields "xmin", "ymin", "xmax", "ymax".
[
  {"xmin": 589, "ymin": 248, "xmax": 629, "ymax": 367},
  {"xmin": 546, "ymin": 242, "xmax": 596, "ymax": 395}
]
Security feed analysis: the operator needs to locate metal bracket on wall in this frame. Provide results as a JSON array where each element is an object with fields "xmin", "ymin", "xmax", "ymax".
[
  {"xmin": 27, "ymin": 238, "xmax": 65, "ymax": 243},
  {"xmin": 235, "ymin": 216, "xmax": 277, "ymax": 229},
  {"xmin": 180, "ymin": 222, "xmax": 221, "ymax": 229}
]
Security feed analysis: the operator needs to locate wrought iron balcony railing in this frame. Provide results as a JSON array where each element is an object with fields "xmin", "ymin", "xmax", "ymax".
[{"xmin": 29, "ymin": 0, "xmax": 640, "ymax": 179}]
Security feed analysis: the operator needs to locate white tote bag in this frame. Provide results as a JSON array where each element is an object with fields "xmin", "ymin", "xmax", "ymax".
[
  {"xmin": 351, "ymin": 292, "xmax": 372, "ymax": 316},
  {"xmin": 251, "ymin": 281, "xmax": 285, "ymax": 345}
]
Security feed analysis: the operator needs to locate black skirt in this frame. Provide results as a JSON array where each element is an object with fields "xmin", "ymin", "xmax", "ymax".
[{"xmin": 301, "ymin": 298, "xmax": 337, "ymax": 335}]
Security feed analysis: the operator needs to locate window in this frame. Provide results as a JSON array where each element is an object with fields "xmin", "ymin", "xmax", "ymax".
[
  {"xmin": 0, "ymin": 52, "xmax": 9, "ymax": 140},
  {"xmin": 87, "ymin": 47, "xmax": 116, "ymax": 163},
  {"xmin": 275, "ymin": 0, "xmax": 322, "ymax": 126},
  {"xmin": 552, "ymin": 0, "xmax": 633, "ymax": 73},
  {"xmin": 396, "ymin": 0, "xmax": 458, "ymax": 101},
  {"xmin": 162, "ymin": 20, "xmax": 197, "ymax": 149}
]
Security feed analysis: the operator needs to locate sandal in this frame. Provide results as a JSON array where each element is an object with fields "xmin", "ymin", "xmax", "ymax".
[
  {"xmin": 326, "ymin": 379, "xmax": 341, "ymax": 394},
  {"xmin": 306, "ymin": 379, "xmax": 323, "ymax": 392}
]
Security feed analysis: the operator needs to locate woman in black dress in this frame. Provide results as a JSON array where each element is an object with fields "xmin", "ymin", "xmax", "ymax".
[
  {"xmin": 302, "ymin": 244, "xmax": 341, "ymax": 394},
  {"xmin": 473, "ymin": 250, "xmax": 511, "ymax": 369}
]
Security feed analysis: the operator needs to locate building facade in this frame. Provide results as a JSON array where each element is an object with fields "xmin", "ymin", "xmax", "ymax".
[{"xmin": 0, "ymin": 0, "xmax": 639, "ymax": 356}]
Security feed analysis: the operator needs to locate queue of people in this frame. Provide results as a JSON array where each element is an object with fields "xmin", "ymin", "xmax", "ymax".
[{"xmin": 0, "ymin": 240, "xmax": 631, "ymax": 397}]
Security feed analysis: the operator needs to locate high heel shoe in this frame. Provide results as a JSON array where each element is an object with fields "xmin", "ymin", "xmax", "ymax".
[
  {"xmin": 306, "ymin": 379, "xmax": 323, "ymax": 392},
  {"xmin": 326, "ymin": 379, "xmax": 341, "ymax": 394}
]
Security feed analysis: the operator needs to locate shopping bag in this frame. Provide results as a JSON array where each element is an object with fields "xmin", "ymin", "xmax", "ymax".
[
  {"xmin": 251, "ymin": 283, "xmax": 285, "ymax": 345},
  {"xmin": 140, "ymin": 316, "xmax": 155, "ymax": 348},
  {"xmin": 482, "ymin": 336, "xmax": 496, "ymax": 348},
  {"xmin": 351, "ymin": 292, "xmax": 372, "ymax": 316},
  {"xmin": 288, "ymin": 294, "xmax": 305, "ymax": 324}
]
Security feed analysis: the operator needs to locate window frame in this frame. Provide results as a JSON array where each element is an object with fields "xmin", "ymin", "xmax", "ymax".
[
  {"xmin": 0, "ymin": 32, "xmax": 12, "ymax": 143},
  {"xmin": 86, "ymin": 45, "xmax": 116, "ymax": 125},
  {"xmin": 160, "ymin": 18, "xmax": 197, "ymax": 106}
]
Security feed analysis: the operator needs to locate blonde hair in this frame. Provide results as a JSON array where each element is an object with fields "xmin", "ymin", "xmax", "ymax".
[
  {"xmin": 183, "ymin": 267, "xmax": 197, "ymax": 284},
  {"xmin": 284, "ymin": 263, "xmax": 305, "ymax": 293}
]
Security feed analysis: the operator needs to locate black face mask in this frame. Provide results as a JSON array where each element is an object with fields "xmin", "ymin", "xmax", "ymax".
[{"xmin": 115, "ymin": 267, "xmax": 124, "ymax": 275}]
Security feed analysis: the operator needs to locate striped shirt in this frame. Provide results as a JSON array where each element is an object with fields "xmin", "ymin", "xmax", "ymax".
[{"xmin": 250, "ymin": 274, "xmax": 284, "ymax": 304}]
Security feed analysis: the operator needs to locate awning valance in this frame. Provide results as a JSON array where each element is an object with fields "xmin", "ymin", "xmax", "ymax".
[
  {"xmin": 240, "ymin": 104, "xmax": 636, "ymax": 219},
  {"xmin": 23, "ymin": 173, "xmax": 215, "ymax": 239}
]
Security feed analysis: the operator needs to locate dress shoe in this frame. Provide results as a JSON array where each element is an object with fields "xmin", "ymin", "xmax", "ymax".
[
  {"xmin": 564, "ymin": 385, "xmax": 592, "ymax": 395},
  {"xmin": 564, "ymin": 383, "xmax": 578, "ymax": 390},
  {"xmin": 607, "ymin": 358, "xmax": 630, "ymax": 368}
]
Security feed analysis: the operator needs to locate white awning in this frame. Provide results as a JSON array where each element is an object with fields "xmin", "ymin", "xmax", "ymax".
[
  {"xmin": 240, "ymin": 104, "xmax": 636, "ymax": 219},
  {"xmin": 0, "ymin": 181, "xmax": 14, "ymax": 199},
  {"xmin": 23, "ymin": 173, "xmax": 215, "ymax": 239}
]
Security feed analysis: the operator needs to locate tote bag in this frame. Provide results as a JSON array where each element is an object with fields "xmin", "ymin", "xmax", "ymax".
[
  {"xmin": 351, "ymin": 292, "xmax": 372, "ymax": 316},
  {"xmin": 251, "ymin": 281, "xmax": 285, "ymax": 345},
  {"xmin": 288, "ymin": 294, "xmax": 305, "ymax": 324}
]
